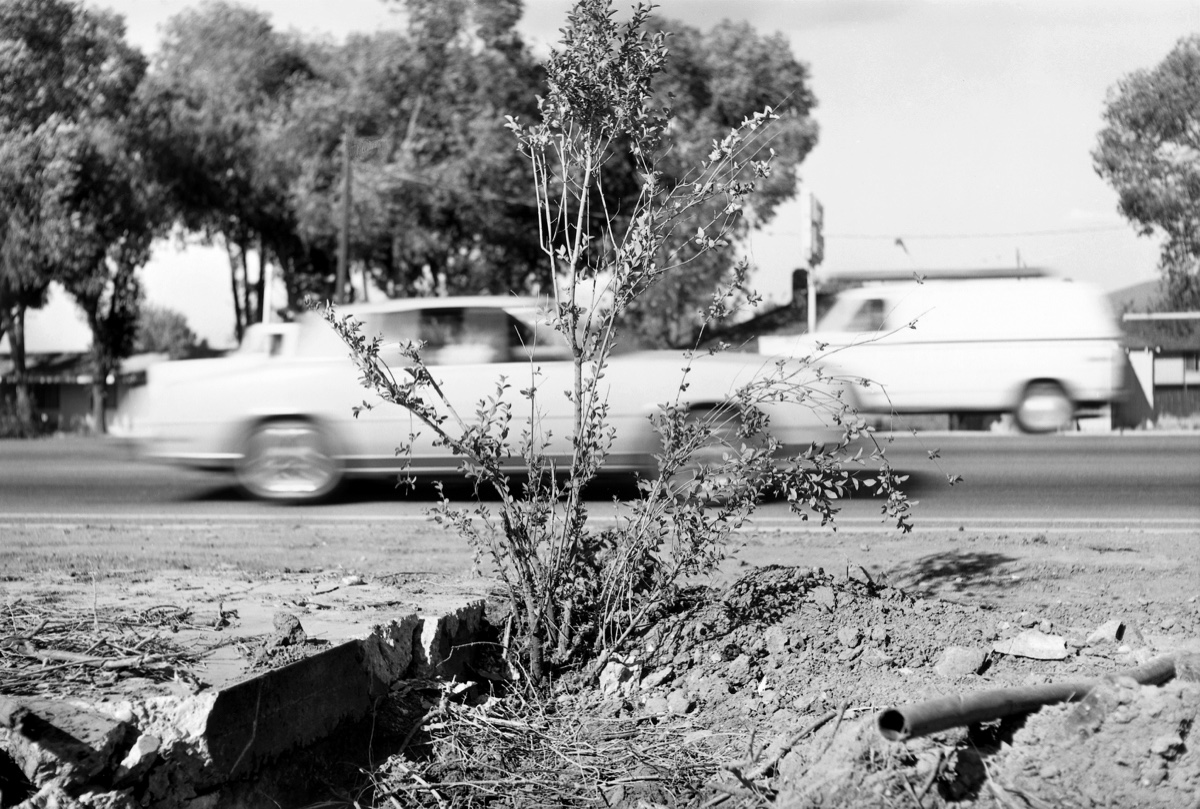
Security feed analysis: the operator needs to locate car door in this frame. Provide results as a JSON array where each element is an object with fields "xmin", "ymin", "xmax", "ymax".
[{"xmin": 348, "ymin": 305, "xmax": 579, "ymax": 474}]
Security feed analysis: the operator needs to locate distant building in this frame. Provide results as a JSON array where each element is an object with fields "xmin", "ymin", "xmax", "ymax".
[{"xmin": 1109, "ymin": 280, "xmax": 1200, "ymax": 423}]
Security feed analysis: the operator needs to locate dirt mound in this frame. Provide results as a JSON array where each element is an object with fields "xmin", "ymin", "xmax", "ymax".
[{"xmin": 573, "ymin": 564, "xmax": 1200, "ymax": 807}]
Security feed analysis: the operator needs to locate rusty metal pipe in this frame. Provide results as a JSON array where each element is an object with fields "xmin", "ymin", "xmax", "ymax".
[{"xmin": 877, "ymin": 655, "xmax": 1177, "ymax": 742}]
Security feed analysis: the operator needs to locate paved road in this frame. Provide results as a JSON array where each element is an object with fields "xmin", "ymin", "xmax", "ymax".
[{"xmin": 0, "ymin": 433, "xmax": 1197, "ymax": 531}]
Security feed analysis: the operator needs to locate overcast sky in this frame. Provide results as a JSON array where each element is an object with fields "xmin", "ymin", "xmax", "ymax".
[{"xmin": 60, "ymin": 0, "xmax": 1200, "ymax": 347}]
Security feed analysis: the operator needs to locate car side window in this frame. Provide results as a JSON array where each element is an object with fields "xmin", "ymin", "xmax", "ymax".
[
  {"xmin": 506, "ymin": 311, "xmax": 573, "ymax": 362},
  {"xmin": 419, "ymin": 307, "xmax": 509, "ymax": 365},
  {"xmin": 362, "ymin": 311, "xmax": 420, "ymax": 365},
  {"xmin": 847, "ymin": 298, "xmax": 888, "ymax": 332}
]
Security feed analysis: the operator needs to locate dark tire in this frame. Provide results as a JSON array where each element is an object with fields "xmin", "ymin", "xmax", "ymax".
[
  {"xmin": 236, "ymin": 419, "xmax": 342, "ymax": 502},
  {"xmin": 1014, "ymin": 381, "xmax": 1073, "ymax": 434}
]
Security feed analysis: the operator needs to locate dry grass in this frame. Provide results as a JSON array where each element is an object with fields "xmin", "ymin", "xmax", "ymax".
[
  {"xmin": 366, "ymin": 679, "xmax": 748, "ymax": 808},
  {"xmin": 0, "ymin": 596, "xmax": 219, "ymax": 697}
]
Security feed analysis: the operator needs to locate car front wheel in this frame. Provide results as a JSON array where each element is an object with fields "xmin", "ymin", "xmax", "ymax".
[
  {"xmin": 1014, "ymin": 382, "xmax": 1073, "ymax": 434},
  {"xmin": 237, "ymin": 419, "xmax": 342, "ymax": 502}
]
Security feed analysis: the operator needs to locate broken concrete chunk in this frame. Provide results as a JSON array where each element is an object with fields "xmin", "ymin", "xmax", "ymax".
[
  {"xmin": 413, "ymin": 600, "xmax": 486, "ymax": 679},
  {"xmin": 993, "ymin": 629, "xmax": 1069, "ymax": 660},
  {"xmin": 1085, "ymin": 619, "xmax": 1124, "ymax": 645},
  {"xmin": 0, "ymin": 698, "xmax": 132, "ymax": 786},
  {"xmin": 933, "ymin": 646, "xmax": 987, "ymax": 679},
  {"xmin": 359, "ymin": 615, "xmax": 421, "ymax": 689},
  {"xmin": 113, "ymin": 733, "xmax": 160, "ymax": 787}
]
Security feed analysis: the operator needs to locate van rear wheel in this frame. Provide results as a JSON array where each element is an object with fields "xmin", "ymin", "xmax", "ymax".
[{"xmin": 1015, "ymin": 382, "xmax": 1073, "ymax": 434}]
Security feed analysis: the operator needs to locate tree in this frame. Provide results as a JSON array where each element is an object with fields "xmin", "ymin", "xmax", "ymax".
[
  {"xmin": 134, "ymin": 305, "xmax": 199, "ymax": 359},
  {"xmin": 143, "ymin": 1, "xmax": 312, "ymax": 341},
  {"xmin": 0, "ymin": 0, "xmax": 149, "ymax": 435},
  {"xmin": 45, "ymin": 117, "xmax": 164, "ymax": 433},
  {"xmin": 616, "ymin": 16, "xmax": 819, "ymax": 347},
  {"xmin": 286, "ymin": 0, "xmax": 546, "ymax": 302},
  {"xmin": 1095, "ymin": 34, "xmax": 1200, "ymax": 314}
]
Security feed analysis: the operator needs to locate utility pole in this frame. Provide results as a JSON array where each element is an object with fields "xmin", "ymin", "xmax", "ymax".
[
  {"xmin": 336, "ymin": 125, "xmax": 353, "ymax": 305},
  {"xmin": 801, "ymin": 191, "xmax": 824, "ymax": 333}
]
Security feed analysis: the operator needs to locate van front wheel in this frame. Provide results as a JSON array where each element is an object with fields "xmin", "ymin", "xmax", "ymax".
[{"xmin": 1015, "ymin": 382, "xmax": 1073, "ymax": 434}]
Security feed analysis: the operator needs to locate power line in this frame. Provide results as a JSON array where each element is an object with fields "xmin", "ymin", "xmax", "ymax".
[{"xmin": 770, "ymin": 224, "xmax": 1131, "ymax": 240}]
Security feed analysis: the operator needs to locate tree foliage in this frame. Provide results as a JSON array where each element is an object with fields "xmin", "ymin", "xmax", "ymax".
[
  {"xmin": 0, "ymin": 0, "xmax": 151, "ymax": 434},
  {"xmin": 617, "ymin": 16, "xmax": 819, "ymax": 347},
  {"xmin": 134, "ymin": 304, "xmax": 200, "ymax": 358},
  {"xmin": 1095, "ymin": 34, "xmax": 1200, "ymax": 312}
]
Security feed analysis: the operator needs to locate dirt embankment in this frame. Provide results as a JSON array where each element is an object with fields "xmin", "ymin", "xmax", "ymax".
[{"xmin": 2, "ymin": 519, "xmax": 1198, "ymax": 807}]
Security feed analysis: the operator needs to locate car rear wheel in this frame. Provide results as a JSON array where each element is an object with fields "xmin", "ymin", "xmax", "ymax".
[
  {"xmin": 1015, "ymin": 382, "xmax": 1073, "ymax": 434},
  {"xmin": 237, "ymin": 420, "xmax": 342, "ymax": 502},
  {"xmin": 667, "ymin": 406, "xmax": 753, "ymax": 500}
]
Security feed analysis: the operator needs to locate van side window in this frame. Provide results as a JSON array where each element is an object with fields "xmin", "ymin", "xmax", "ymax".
[{"xmin": 847, "ymin": 298, "xmax": 888, "ymax": 332}]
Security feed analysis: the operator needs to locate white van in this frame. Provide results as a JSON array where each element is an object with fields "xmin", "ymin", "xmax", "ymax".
[{"xmin": 757, "ymin": 276, "xmax": 1126, "ymax": 432}]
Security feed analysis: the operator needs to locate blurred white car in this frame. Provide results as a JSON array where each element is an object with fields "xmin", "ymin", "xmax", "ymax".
[
  {"xmin": 127, "ymin": 296, "xmax": 846, "ymax": 501},
  {"xmin": 759, "ymin": 276, "xmax": 1126, "ymax": 432}
]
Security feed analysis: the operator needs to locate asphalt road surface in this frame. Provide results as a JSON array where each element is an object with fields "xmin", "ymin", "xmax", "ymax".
[{"xmin": 0, "ymin": 433, "xmax": 1197, "ymax": 532}]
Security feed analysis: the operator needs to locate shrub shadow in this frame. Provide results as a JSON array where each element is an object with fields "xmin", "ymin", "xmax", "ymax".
[{"xmin": 886, "ymin": 551, "xmax": 1020, "ymax": 593}]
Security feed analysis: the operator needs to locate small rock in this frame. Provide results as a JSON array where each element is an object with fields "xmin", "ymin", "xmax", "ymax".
[
  {"xmin": 869, "ymin": 625, "xmax": 888, "ymax": 643},
  {"xmin": 726, "ymin": 654, "xmax": 753, "ymax": 685},
  {"xmin": 642, "ymin": 694, "xmax": 669, "ymax": 716},
  {"xmin": 641, "ymin": 666, "xmax": 674, "ymax": 691},
  {"xmin": 764, "ymin": 625, "xmax": 790, "ymax": 654},
  {"xmin": 1018, "ymin": 612, "xmax": 1038, "ymax": 628},
  {"xmin": 666, "ymin": 689, "xmax": 694, "ymax": 715},
  {"xmin": 1150, "ymin": 733, "xmax": 1182, "ymax": 758},
  {"xmin": 861, "ymin": 647, "xmax": 892, "ymax": 669},
  {"xmin": 1038, "ymin": 619, "xmax": 1053, "ymax": 634},
  {"xmin": 933, "ymin": 646, "xmax": 987, "ymax": 679},
  {"xmin": 837, "ymin": 647, "xmax": 862, "ymax": 662},
  {"xmin": 837, "ymin": 627, "xmax": 861, "ymax": 648},
  {"xmin": 267, "ymin": 613, "xmax": 306, "ymax": 648},
  {"xmin": 599, "ymin": 659, "xmax": 640, "ymax": 698},
  {"xmin": 1140, "ymin": 761, "xmax": 1168, "ymax": 787},
  {"xmin": 1085, "ymin": 619, "xmax": 1124, "ymax": 645},
  {"xmin": 811, "ymin": 586, "xmax": 836, "ymax": 611},
  {"xmin": 1160, "ymin": 616, "xmax": 1176, "ymax": 630},
  {"xmin": 341, "ymin": 574, "xmax": 365, "ymax": 586}
]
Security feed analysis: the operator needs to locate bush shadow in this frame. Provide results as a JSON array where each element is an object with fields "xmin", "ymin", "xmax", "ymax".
[{"xmin": 886, "ymin": 550, "xmax": 1020, "ymax": 593}]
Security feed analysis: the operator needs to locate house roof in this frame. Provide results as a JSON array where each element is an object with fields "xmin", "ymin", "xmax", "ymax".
[
  {"xmin": 0, "ymin": 352, "xmax": 170, "ymax": 385},
  {"xmin": 1121, "ymin": 319, "xmax": 1200, "ymax": 352}
]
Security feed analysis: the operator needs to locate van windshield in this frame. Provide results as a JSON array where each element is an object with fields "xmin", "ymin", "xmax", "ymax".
[{"xmin": 817, "ymin": 296, "xmax": 890, "ymax": 333}]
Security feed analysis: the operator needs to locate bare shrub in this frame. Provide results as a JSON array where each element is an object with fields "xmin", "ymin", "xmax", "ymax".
[{"xmin": 325, "ymin": 0, "xmax": 909, "ymax": 686}]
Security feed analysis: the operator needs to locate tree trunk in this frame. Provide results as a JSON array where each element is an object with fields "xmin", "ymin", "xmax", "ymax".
[
  {"xmin": 226, "ymin": 238, "xmax": 245, "ymax": 343},
  {"xmin": 8, "ymin": 305, "xmax": 35, "ymax": 436},
  {"xmin": 85, "ymin": 309, "xmax": 109, "ymax": 435},
  {"xmin": 240, "ymin": 243, "xmax": 255, "ymax": 328},
  {"xmin": 90, "ymin": 377, "xmax": 107, "ymax": 435},
  {"xmin": 255, "ymin": 239, "xmax": 267, "ymax": 323}
]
